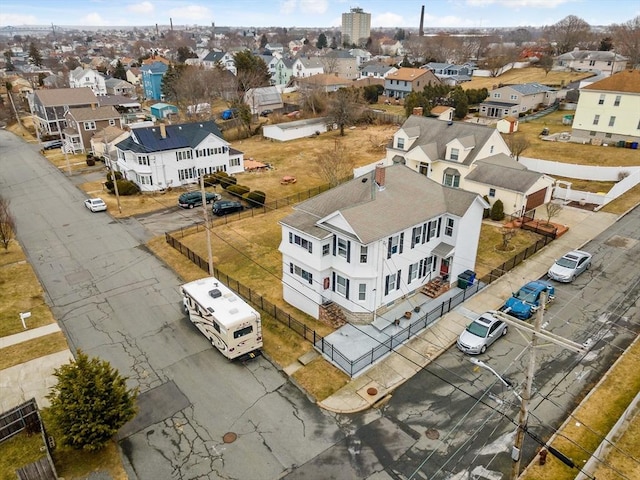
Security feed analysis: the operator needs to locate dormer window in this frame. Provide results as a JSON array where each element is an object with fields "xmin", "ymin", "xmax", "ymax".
[
  {"xmin": 397, "ymin": 138, "xmax": 404, "ymax": 149},
  {"xmin": 450, "ymin": 148, "xmax": 459, "ymax": 161}
]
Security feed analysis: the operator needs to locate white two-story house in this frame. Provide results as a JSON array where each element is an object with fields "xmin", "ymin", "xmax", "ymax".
[
  {"xmin": 279, "ymin": 164, "xmax": 488, "ymax": 322},
  {"xmin": 114, "ymin": 121, "xmax": 244, "ymax": 192},
  {"xmin": 69, "ymin": 67, "xmax": 107, "ymax": 96},
  {"xmin": 386, "ymin": 116, "xmax": 554, "ymax": 216},
  {"xmin": 292, "ymin": 56, "xmax": 325, "ymax": 78},
  {"xmin": 571, "ymin": 70, "xmax": 640, "ymax": 144},
  {"xmin": 479, "ymin": 83, "xmax": 557, "ymax": 118}
]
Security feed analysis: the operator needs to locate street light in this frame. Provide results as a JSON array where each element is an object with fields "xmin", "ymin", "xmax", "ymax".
[{"xmin": 469, "ymin": 357, "xmax": 522, "ymax": 402}]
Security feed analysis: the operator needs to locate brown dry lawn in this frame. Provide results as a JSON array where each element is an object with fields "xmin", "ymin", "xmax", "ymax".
[
  {"xmin": 510, "ymin": 110, "xmax": 640, "ymax": 167},
  {"xmin": 462, "ymin": 67, "xmax": 592, "ymax": 91}
]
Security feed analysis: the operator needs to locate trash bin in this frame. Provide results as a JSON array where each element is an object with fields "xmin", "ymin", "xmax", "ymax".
[{"xmin": 457, "ymin": 270, "xmax": 476, "ymax": 289}]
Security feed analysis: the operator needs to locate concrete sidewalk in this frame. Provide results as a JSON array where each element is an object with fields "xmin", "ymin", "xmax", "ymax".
[
  {"xmin": 318, "ymin": 207, "xmax": 619, "ymax": 413},
  {"xmin": 0, "ymin": 323, "xmax": 71, "ymax": 411}
]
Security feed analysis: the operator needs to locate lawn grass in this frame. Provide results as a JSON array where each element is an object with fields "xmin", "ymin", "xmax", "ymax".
[
  {"xmin": 461, "ymin": 67, "xmax": 592, "ymax": 91},
  {"xmin": 474, "ymin": 223, "xmax": 545, "ymax": 279},
  {"xmin": 521, "ymin": 338, "xmax": 640, "ymax": 480},
  {"xmin": 506, "ymin": 110, "xmax": 640, "ymax": 167},
  {"xmin": 0, "ymin": 332, "xmax": 68, "ymax": 370},
  {"xmin": 0, "ymin": 248, "xmax": 55, "ymax": 337},
  {"xmin": 600, "ymin": 184, "xmax": 640, "ymax": 216},
  {"xmin": 292, "ymin": 357, "xmax": 350, "ymax": 402},
  {"xmin": 550, "ymin": 176, "xmax": 616, "ymax": 193},
  {"xmin": 0, "ymin": 431, "xmax": 46, "ymax": 480}
]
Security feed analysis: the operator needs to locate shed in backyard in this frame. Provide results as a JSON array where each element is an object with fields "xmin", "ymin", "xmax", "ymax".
[
  {"xmin": 150, "ymin": 102, "xmax": 179, "ymax": 119},
  {"xmin": 263, "ymin": 117, "xmax": 332, "ymax": 142}
]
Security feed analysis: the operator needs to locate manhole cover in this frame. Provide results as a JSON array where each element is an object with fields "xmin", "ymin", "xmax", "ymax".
[
  {"xmin": 223, "ymin": 432, "xmax": 237, "ymax": 444},
  {"xmin": 425, "ymin": 428, "xmax": 439, "ymax": 440}
]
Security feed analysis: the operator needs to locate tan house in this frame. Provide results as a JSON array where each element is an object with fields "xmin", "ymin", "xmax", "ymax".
[
  {"xmin": 384, "ymin": 68, "xmax": 441, "ymax": 99},
  {"xmin": 295, "ymin": 74, "xmax": 353, "ymax": 93},
  {"xmin": 479, "ymin": 83, "xmax": 557, "ymax": 119},
  {"xmin": 385, "ymin": 116, "xmax": 554, "ymax": 216},
  {"xmin": 571, "ymin": 70, "xmax": 640, "ymax": 144},
  {"xmin": 555, "ymin": 49, "xmax": 628, "ymax": 76},
  {"xmin": 29, "ymin": 87, "xmax": 98, "ymax": 139},
  {"xmin": 63, "ymin": 105, "xmax": 121, "ymax": 153},
  {"xmin": 430, "ymin": 106, "xmax": 454, "ymax": 122},
  {"xmin": 90, "ymin": 125, "xmax": 130, "ymax": 166}
]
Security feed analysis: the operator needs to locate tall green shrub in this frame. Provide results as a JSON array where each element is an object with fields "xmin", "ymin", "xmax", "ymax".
[
  {"xmin": 490, "ymin": 199, "xmax": 505, "ymax": 221},
  {"xmin": 227, "ymin": 184, "xmax": 250, "ymax": 197},
  {"xmin": 482, "ymin": 195, "xmax": 491, "ymax": 219},
  {"xmin": 245, "ymin": 190, "xmax": 266, "ymax": 207}
]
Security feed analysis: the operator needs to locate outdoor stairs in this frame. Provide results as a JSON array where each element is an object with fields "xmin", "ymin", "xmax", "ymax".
[
  {"xmin": 421, "ymin": 277, "xmax": 450, "ymax": 299},
  {"xmin": 319, "ymin": 301, "xmax": 347, "ymax": 328}
]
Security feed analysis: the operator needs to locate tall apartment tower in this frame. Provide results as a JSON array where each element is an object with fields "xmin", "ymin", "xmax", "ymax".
[{"xmin": 341, "ymin": 7, "xmax": 371, "ymax": 46}]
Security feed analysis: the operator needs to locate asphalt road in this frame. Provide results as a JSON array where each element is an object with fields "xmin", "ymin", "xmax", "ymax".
[{"xmin": 2, "ymin": 129, "xmax": 638, "ymax": 480}]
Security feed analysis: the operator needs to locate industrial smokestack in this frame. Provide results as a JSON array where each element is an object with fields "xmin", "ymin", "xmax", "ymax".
[
  {"xmin": 170, "ymin": 18, "xmax": 173, "ymax": 31},
  {"xmin": 419, "ymin": 5, "xmax": 425, "ymax": 37}
]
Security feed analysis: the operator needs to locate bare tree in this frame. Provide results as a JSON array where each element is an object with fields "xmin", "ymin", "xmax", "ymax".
[
  {"xmin": 299, "ymin": 85, "xmax": 327, "ymax": 115},
  {"xmin": 315, "ymin": 139, "xmax": 355, "ymax": 187},
  {"xmin": 328, "ymin": 88, "xmax": 363, "ymax": 136},
  {"xmin": 499, "ymin": 227, "xmax": 516, "ymax": 252},
  {"xmin": 0, "ymin": 195, "xmax": 16, "ymax": 250},
  {"xmin": 544, "ymin": 201, "xmax": 563, "ymax": 226},
  {"xmin": 508, "ymin": 133, "xmax": 530, "ymax": 161},
  {"xmin": 482, "ymin": 45, "xmax": 519, "ymax": 77},
  {"xmin": 611, "ymin": 16, "xmax": 640, "ymax": 67},
  {"xmin": 545, "ymin": 15, "xmax": 592, "ymax": 54}
]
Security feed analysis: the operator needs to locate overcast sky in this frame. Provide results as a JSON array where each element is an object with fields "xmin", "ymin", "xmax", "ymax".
[{"xmin": 1, "ymin": 0, "xmax": 638, "ymax": 29}]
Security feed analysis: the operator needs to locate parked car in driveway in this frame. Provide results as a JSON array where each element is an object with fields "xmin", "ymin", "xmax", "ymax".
[
  {"xmin": 178, "ymin": 191, "xmax": 221, "ymax": 209},
  {"xmin": 457, "ymin": 312, "xmax": 507, "ymax": 354},
  {"xmin": 499, "ymin": 280, "xmax": 555, "ymax": 320},
  {"xmin": 212, "ymin": 200, "xmax": 243, "ymax": 216},
  {"xmin": 85, "ymin": 198, "xmax": 107, "ymax": 212},
  {"xmin": 548, "ymin": 250, "xmax": 592, "ymax": 282}
]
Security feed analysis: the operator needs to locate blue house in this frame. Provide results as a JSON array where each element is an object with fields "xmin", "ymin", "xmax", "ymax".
[{"xmin": 141, "ymin": 61, "xmax": 168, "ymax": 100}]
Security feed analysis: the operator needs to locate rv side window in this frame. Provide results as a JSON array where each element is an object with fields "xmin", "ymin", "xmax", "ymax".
[
  {"xmin": 213, "ymin": 321, "xmax": 221, "ymax": 333},
  {"xmin": 233, "ymin": 326, "xmax": 253, "ymax": 339}
]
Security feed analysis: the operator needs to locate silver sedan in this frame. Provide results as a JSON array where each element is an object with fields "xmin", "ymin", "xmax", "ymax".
[{"xmin": 548, "ymin": 250, "xmax": 592, "ymax": 282}]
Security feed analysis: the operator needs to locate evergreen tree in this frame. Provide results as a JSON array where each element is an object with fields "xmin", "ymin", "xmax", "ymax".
[
  {"xmin": 260, "ymin": 34, "xmax": 268, "ymax": 49},
  {"xmin": 316, "ymin": 33, "xmax": 328, "ymax": 50},
  {"xmin": 28, "ymin": 42, "xmax": 43, "ymax": 67},
  {"xmin": 113, "ymin": 60, "xmax": 127, "ymax": 80},
  {"xmin": 47, "ymin": 350, "xmax": 137, "ymax": 451},
  {"xmin": 452, "ymin": 86, "xmax": 469, "ymax": 119},
  {"xmin": 3, "ymin": 50, "xmax": 14, "ymax": 71},
  {"xmin": 160, "ymin": 63, "xmax": 182, "ymax": 102},
  {"xmin": 176, "ymin": 46, "xmax": 197, "ymax": 63},
  {"xmin": 233, "ymin": 50, "xmax": 270, "ymax": 92}
]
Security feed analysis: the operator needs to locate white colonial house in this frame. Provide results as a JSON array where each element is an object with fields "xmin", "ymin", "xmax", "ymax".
[
  {"xmin": 554, "ymin": 49, "xmax": 628, "ymax": 76},
  {"xmin": 479, "ymin": 83, "xmax": 557, "ymax": 119},
  {"xmin": 292, "ymin": 56, "xmax": 325, "ymax": 78},
  {"xmin": 385, "ymin": 116, "xmax": 554, "ymax": 216},
  {"xmin": 571, "ymin": 70, "xmax": 640, "ymax": 144},
  {"xmin": 279, "ymin": 164, "xmax": 488, "ymax": 322},
  {"xmin": 114, "ymin": 121, "xmax": 244, "ymax": 192},
  {"xmin": 69, "ymin": 67, "xmax": 107, "ymax": 96}
]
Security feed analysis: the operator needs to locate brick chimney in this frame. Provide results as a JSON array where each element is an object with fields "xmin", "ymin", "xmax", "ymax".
[
  {"xmin": 159, "ymin": 123, "xmax": 166, "ymax": 139},
  {"xmin": 413, "ymin": 107, "xmax": 423, "ymax": 116},
  {"xmin": 374, "ymin": 164, "xmax": 386, "ymax": 190}
]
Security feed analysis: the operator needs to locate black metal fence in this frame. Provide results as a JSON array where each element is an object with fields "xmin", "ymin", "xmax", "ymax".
[
  {"xmin": 315, "ymin": 282, "xmax": 482, "ymax": 376},
  {"xmin": 166, "ymin": 215, "xmax": 557, "ymax": 377}
]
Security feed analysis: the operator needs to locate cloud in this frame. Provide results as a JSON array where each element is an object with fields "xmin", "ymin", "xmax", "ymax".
[
  {"xmin": 0, "ymin": 13, "xmax": 39, "ymax": 25},
  {"xmin": 299, "ymin": 0, "xmax": 328, "ymax": 15},
  {"xmin": 465, "ymin": 0, "xmax": 575, "ymax": 7},
  {"xmin": 168, "ymin": 5, "xmax": 212, "ymax": 22},
  {"xmin": 127, "ymin": 1, "xmax": 155, "ymax": 15},
  {"xmin": 81, "ymin": 12, "xmax": 108, "ymax": 26},
  {"xmin": 280, "ymin": 0, "xmax": 297, "ymax": 15},
  {"xmin": 374, "ymin": 13, "xmax": 405, "ymax": 28}
]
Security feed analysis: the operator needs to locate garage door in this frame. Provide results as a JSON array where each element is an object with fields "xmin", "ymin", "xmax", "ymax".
[{"xmin": 525, "ymin": 187, "xmax": 547, "ymax": 211}]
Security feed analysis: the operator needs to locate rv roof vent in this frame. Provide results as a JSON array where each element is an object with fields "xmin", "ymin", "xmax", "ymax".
[
  {"xmin": 228, "ymin": 295, "xmax": 237, "ymax": 302},
  {"xmin": 208, "ymin": 289, "xmax": 222, "ymax": 299},
  {"xmin": 229, "ymin": 308, "xmax": 239, "ymax": 315},
  {"xmin": 207, "ymin": 307, "xmax": 215, "ymax": 313}
]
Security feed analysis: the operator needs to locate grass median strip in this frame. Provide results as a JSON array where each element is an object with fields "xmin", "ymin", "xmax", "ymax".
[{"xmin": 0, "ymin": 332, "xmax": 69, "ymax": 370}]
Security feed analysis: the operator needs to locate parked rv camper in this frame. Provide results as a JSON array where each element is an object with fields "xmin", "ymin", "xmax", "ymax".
[{"xmin": 181, "ymin": 277, "xmax": 262, "ymax": 360}]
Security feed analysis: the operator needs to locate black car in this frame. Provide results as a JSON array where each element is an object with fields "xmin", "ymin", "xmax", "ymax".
[
  {"xmin": 212, "ymin": 200, "xmax": 243, "ymax": 216},
  {"xmin": 260, "ymin": 109, "xmax": 273, "ymax": 117},
  {"xmin": 178, "ymin": 191, "xmax": 221, "ymax": 209}
]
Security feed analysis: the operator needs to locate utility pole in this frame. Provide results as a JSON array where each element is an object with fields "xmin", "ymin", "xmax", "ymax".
[
  {"xmin": 511, "ymin": 291, "xmax": 545, "ymax": 480},
  {"xmin": 200, "ymin": 174, "xmax": 214, "ymax": 275},
  {"xmin": 105, "ymin": 134, "xmax": 121, "ymax": 213}
]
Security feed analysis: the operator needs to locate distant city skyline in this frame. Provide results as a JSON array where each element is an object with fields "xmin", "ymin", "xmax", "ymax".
[{"xmin": 1, "ymin": 0, "xmax": 638, "ymax": 30}]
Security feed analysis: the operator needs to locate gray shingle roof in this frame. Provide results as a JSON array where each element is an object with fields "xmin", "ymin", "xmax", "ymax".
[
  {"xmin": 34, "ymin": 87, "xmax": 97, "ymax": 107},
  {"xmin": 399, "ymin": 116, "xmax": 497, "ymax": 166},
  {"xmin": 465, "ymin": 154, "xmax": 542, "ymax": 193},
  {"xmin": 282, "ymin": 164, "xmax": 479, "ymax": 244},
  {"xmin": 68, "ymin": 105, "xmax": 119, "ymax": 121},
  {"xmin": 509, "ymin": 82, "xmax": 554, "ymax": 95}
]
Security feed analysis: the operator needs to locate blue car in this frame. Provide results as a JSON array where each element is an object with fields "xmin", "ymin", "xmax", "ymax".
[{"xmin": 500, "ymin": 280, "xmax": 555, "ymax": 320}]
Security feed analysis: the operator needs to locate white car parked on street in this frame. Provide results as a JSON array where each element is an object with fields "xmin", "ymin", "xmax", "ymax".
[
  {"xmin": 548, "ymin": 250, "xmax": 592, "ymax": 282},
  {"xmin": 85, "ymin": 198, "xmax": 107, "ymax": 212}
]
